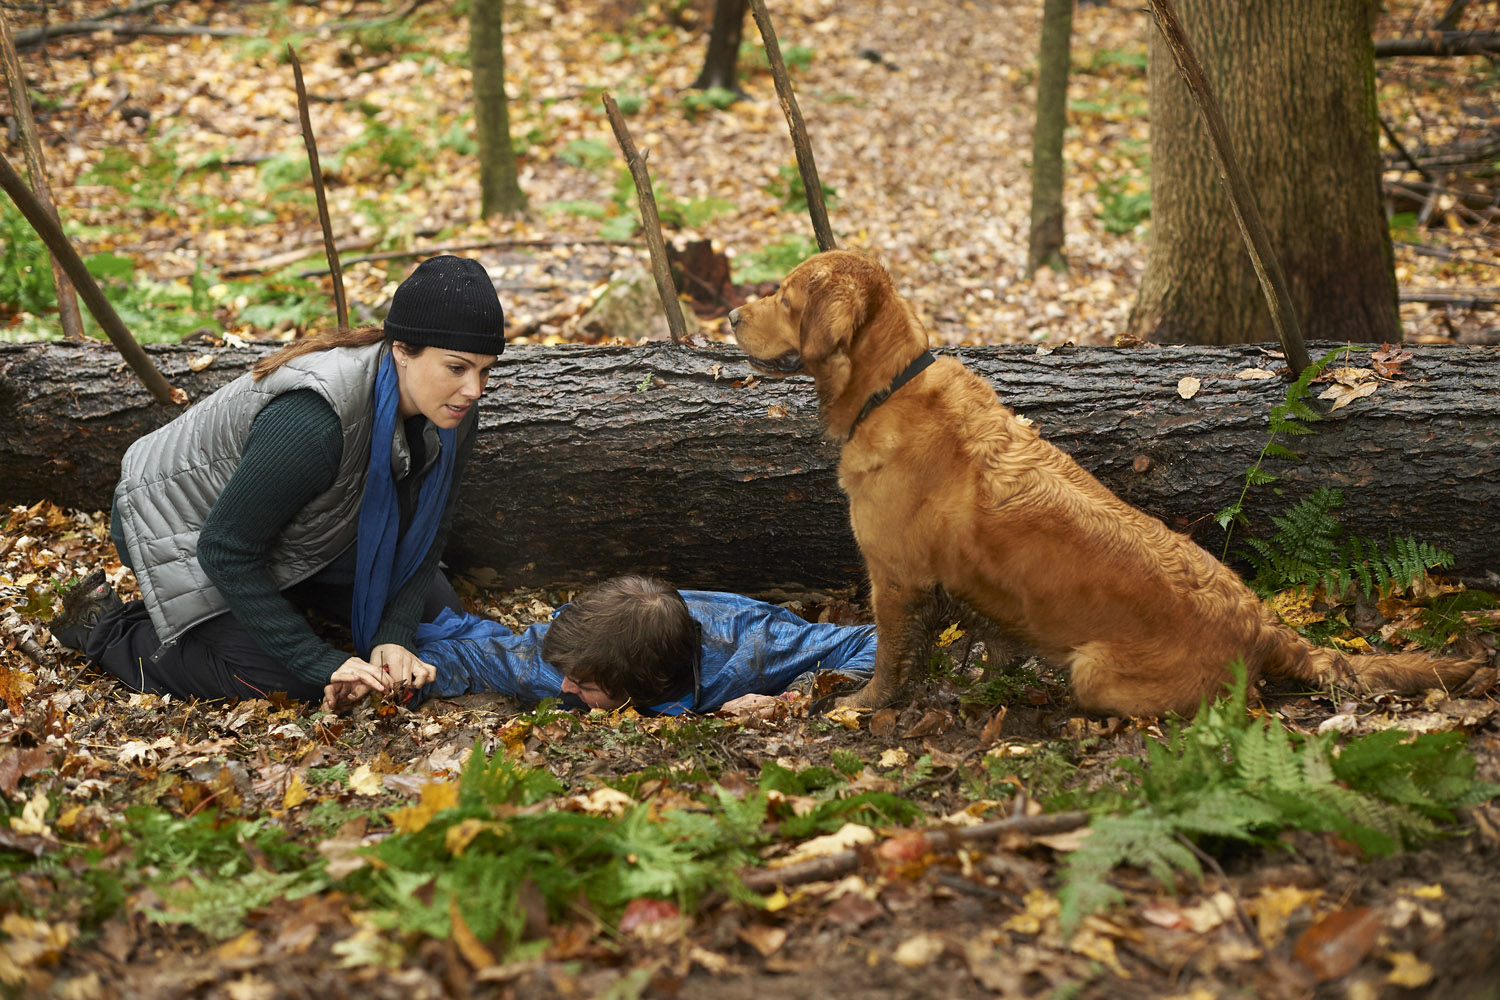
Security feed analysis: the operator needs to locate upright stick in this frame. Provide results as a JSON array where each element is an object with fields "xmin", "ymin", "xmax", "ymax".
[
  {"xmin": 0, "ymin": 6, "xmax": 84, "ymax": 341},
  {"xmin": 747, "ymin": 0, "xmax": 835, "ymax": 252},
  {"xmin": 1146, "ymin": 0, "xmax": 1310, "ymax": 375},
  {"xmin": 0, "ymin": 150, "xmax": 182, "ymax": 405},
  {"xmin": 289, "ymin": 45, "xmax": 349, "ymax": 332},
  {"xmin": 603, "ymin": 93, "xmax": 689, "ymax": 344}
]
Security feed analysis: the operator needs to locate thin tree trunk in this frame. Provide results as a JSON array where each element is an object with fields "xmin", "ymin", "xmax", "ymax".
[
  {"xmin": 692, "ymin": 0, "xmax": 747, "ymax": 94},
  {"xmin": 470, "ymin": 0, "xmax": 527, "ymax": 218},
  {"xmin": 1128, "ymin": 0, "xmax": 1398, "ymax": 345},
  {"xmin": 1027, "ymin": 0, "xmax": 1073, "ymax": 277}
]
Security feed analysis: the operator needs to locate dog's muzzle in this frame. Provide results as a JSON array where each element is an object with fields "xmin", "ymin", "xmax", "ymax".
[
  {"xmin": 747, "ymin": 351, "xmax": 804, "ymax": 375},
  {"xmin": 727, "ymin": 307, "xmax": 803, "ymax": 374}
]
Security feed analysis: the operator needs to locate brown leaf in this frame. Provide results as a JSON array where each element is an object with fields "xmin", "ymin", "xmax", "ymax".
[
  {"xmin": 1292, "ymin": 905, "xmax": 1382, "ymax": 981},
  {"xmin": 901, "ymin": 709, "xmax": 951, "ymax": 739},
  {"xmin": 868, "ymin": 708, "xmax": 900, "ymax": 740},
  {"xmin": 0, "ymin": 748, "xmax": 54, "ymax": 798}
]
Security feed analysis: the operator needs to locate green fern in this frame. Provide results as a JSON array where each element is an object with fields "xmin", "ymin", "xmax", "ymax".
[
  {"xmin": 1215, "ymin": 347, "xmax": 1348, "ymax": 553},
  {"xmin": 1238, "ymin": 487, "xmax": 1454, "ymax": 598},
  {"xmin": 1057, "ymin": 663, "xmax": 1500, "ymax": 933}
]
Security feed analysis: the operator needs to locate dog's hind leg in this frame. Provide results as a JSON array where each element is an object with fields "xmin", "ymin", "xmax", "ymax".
[{"xmin": 836, "ymin": 580, "xmax": 935, "ymax": 710}]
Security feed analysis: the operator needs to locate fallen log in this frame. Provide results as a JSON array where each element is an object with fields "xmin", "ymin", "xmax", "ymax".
[{"xmin": 2, "ymin": 341, "xmax": 1497, "ymax": 591}]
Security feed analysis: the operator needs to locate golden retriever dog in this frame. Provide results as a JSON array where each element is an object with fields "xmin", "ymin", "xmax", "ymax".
[{"xmin": 727, "ymin": 250, "xmax": 1484, "ymax": 716}]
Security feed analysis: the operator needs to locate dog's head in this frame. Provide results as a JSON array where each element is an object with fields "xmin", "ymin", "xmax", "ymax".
[
  {"xmin": 727, "ymin": 251, "xmax": 876, "ymax": 376},
  {"xmin": 727, "ymin": 251, "xmax": 927, "ymax": 433}
]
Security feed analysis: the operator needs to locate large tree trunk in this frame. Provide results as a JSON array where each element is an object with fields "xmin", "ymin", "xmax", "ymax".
[
  {"xmin": 1129, "ymin": 0, "xmax": 1399, "ymax": 345},
  {"xmin": 2, "ymin": 342, "xmax": 1497, "ymax": 591},
  {"xmin": 470, "ymin": 0, "xmax": 527, "ymax": 218}
]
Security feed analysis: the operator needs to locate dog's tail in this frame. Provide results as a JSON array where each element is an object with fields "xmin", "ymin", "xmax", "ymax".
[{"xmin": 1255, "ymin": 621, "xmax": 1486, "ymax": 696}]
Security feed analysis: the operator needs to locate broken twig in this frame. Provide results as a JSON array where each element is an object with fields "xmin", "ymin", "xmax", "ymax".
[
  {"xmin": 602, "ymin": 93, "xmax": 689, "ymax": 344},
  {"xmin": 289, "ymin": 45, "xmax": 349, "ymax": 332},
  {"xmin": 1146, "ymin": 0, "xmax": 1311, "ymax": 376},
  {"xmin": 0, "ymin": 6, "xmax": 84, "ymax": 341},
  {"xmin": 747, "ymin": 0, "xmax": 835, "ymax": 252},
  {"xmin": 0, "ymin": 150, "xmax": 183, "ymax": 405}
]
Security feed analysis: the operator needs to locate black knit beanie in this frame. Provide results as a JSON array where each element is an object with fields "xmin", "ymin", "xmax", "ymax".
[{"xmin": 383, "ymin": 255, "xmax": 506, "ymax": 355}]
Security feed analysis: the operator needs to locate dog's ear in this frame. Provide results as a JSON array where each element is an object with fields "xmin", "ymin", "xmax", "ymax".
[{"xmin": 797, "ymin": 270, "xmax": 867, "ymax": 364}]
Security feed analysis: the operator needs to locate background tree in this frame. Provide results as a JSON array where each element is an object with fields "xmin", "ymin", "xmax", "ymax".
[
  {"xmin": 1027, "ymin": 0, "xmax": 1074, "ymax": 276},
  {"xmin": 1127, "ymin": 0, "xmax": 1398, "ymax": 345},
  {"xmin": 692, "ymin": 0, "xmax": 748, "ymax": 95},
  {"xmin": 470, "ymin": 0, "xmax": 527, "ymax": 217}
]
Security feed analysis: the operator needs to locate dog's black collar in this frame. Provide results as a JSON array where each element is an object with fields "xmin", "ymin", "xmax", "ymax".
[{"xmin": 847, "ymin": 350, "xmax": 937, "ymax": 437}]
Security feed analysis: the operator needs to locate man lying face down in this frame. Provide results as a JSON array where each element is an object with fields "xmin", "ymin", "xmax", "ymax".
[{"xmin": 323, "ymin": 574, "xmax": 876, "ymax": 715}]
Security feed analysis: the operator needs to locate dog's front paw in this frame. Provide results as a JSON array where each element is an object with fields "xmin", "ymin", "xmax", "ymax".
[{"xmin": 832, "ymin": 684, "xmax": 892, "ymax": 712}]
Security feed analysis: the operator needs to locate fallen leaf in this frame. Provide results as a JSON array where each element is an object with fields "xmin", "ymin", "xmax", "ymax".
[
  {"xmin": 1293, "ymin": 906, "xmax": 1382, "ymax": 981},
  {"xmin": 282, "ymin": 772, "xmax": 308, "ymax": 810},
  {"xmin": 1177, "ymin": 376, "xmax": 1201, "ymax": 399},
  {"xmin": 347, "ymin": 764, "xmax": 384, "ymax": 797},
  {"xmin": 737, "ymin": 924, "xmax": 787, "ymax": 957},
  {"xmin": 878, "ymin": 747, "xmax": 910, "ymax": 768},
  {"xmin": 388, "ymin": 781, "xmax": 459, "ymax": 834},
  {"xmin": 823, "ymin": 706, "xmax": 864, "ymax": 730},
  {"xmin": 1385, "ymin": 951, "xmax": 1434, "ymax": 988},
  {"xmin": 891, "ymin": 932, "xmax": 945, "ymax": 968},
  {"xmin": 1319, "ymin": 379, "xmax": 1379, "ymax": 411},
  {"xmin": 1235, "ymin": 367, "xmax": 1277, "ymax": 380},
  {"xmin": 9, "ymin": 789, "xmax": 50, "ymax": 836},
  {"xmin": 775, "ymin": 823, "xmax": 875, "ymax": 866}
]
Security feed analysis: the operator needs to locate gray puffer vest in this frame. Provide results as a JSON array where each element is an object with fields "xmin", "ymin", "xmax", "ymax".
[{"xmin": 113, "ymin": 341, "xmax": 389, "ymax": 647}]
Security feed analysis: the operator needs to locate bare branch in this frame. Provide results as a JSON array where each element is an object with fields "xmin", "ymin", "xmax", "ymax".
[{"xmin": 602, "ymin": 92, "xmax": 689, "ymax": 344}]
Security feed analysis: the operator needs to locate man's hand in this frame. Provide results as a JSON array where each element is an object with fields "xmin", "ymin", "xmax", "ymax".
[{"xmin": 370, "ymin": 643, "xmax": 437, "ymax": 690}]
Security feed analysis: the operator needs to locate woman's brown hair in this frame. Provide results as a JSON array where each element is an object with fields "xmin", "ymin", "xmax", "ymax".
[{"xmin": 250, "ymin": 325, "xmax": 388, "ymax": 381}]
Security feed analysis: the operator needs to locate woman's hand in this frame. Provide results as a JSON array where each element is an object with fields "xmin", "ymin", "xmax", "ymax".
[{"xmin": 370, "ymin": 643, "xmax": 437, "ymax": 690}]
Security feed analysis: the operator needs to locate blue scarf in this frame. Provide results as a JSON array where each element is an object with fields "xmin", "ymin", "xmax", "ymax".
[{"xmin": 350, "ymin": 352, "xmax": 457, "ymax": 656}]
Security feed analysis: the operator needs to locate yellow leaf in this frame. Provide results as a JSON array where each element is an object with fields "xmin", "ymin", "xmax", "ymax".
[
  {"xmin": 388, "ymin": 781, "xmax": 459, "ymax": 834},
  {"xmin": 935, "ymin": 622, "xmax": 964, "ymax": 647},
  {"xmin": 891, "ymin": 932, "xmax": 944, "ymax": 968},
  {"xmin": 1177, "ymin": 376, "xmax": 1201, "ymax": 399},
  {"xmin": 1385, "ymin": 951, "xmax": 1434, "ymax": 988},
  {"xmin": 775, "ymin": 823, "xmax": 875, "ymax": 866},
  {"xmin": 1332, "ymin": 635, "xmax": 1373, "ymax": 653},
  {"xmin": 762, "ymin": 888, "xmax": 790, "ymax": 912},
  {"xmin": 1249, "ymin": 885, "xmax": 1323, "ymax": 947},
  {"xmin": 282, "ymin": 772, "xmax": 309, "ymax": 810},
  {"xmin": 1270, "ymin": 589, "xmax": 1325, "ymax": 628},
  {"xmin": 1002, "ymin": 888, "xmax": 1059, "ymax": 935},
  {"xmin": 1069, "ymin": 927, "xmax": 1129, "ymax": 978},
  {"xmin": 9, "ymin": 789, "xmax": 50, "ymax": 836},
  {"xmin": 348, "ymin": 764, "xmax": 384, "ymax": 797},
  {"xmin": 1406, "ymin": 884, "xmax": 1444, "ymax": 900},
  {"xmin": 823, "ymin": 706, "xmax": 864, "ymax": 729},
  {"xmin": 448, "ymin": 896, "xmax": 496, "ymax": 970},
  {"xmin": 879, "ymin": 747, "xmax": 910, "ymax": 768}
]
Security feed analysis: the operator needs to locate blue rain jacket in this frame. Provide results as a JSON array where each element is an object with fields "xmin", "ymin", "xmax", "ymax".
[{"xmin": 414, "ymin": 590, "xmax": 876, "ymax": 715}]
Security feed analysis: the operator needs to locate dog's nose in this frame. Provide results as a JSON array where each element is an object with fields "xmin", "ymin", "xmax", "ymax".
[{"xmin": 727, "ymin": 307, "xmax": 740, "ymax": 328}]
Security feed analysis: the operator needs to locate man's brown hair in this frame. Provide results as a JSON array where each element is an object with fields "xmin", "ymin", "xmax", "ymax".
[{"xmin": 541, "ymin": 575, "xmax": 700, "ymax": 706}]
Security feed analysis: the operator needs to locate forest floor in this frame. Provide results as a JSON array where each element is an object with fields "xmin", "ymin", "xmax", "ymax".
[{"xmin": 3, "ymin": 0, "xmax": 1500, "ymax": 998}]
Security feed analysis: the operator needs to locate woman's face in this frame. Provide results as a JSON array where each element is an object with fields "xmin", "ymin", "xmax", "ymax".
[
  {"xmin": 560, "ymin": 675, "xmax": 628, "ymax": 711},
  {"xmin": 392, "ymin": 343, "xmax": 496, "ymax": 428}
]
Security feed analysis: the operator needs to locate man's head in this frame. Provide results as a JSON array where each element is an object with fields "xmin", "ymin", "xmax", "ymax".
[{"xmin": 542, "ymin": 575, "xmax": 701, "ymax": 710}]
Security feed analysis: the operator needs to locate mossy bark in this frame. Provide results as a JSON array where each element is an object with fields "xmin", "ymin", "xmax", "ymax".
[
  {"xmin": 1129, "ymin": 0, "xmax": 1398, "ymax": 345},
  {"xmin": 1027, "ymin": 0, "xmax": 1074, "ymax": 277},
  {"xmin": 470, "ymin": 0, "xmax": 528, "ymax": 219}
]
